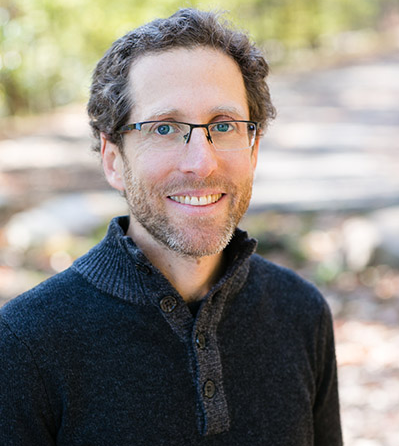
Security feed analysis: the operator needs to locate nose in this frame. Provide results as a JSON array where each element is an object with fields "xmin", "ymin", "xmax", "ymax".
[{"xmin": 178, "ymin": 127, "xmax": 218, "ymax": 178}]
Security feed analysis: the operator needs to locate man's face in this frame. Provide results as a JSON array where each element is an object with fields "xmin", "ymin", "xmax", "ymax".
[{"xmin": 107, "ymin": 47, "xmax": 259, "ymax": 257}]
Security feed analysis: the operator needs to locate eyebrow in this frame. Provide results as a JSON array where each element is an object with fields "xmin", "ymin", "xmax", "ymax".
[
  {"xmin": 209, "ymin": 105, "xmax": 247, "ymax": 118},
  {"xmin": 142, "ymin": 105, "xmax": 247, "ymax": 122},
  {"xmin": 141, "ymin": 108, "xmax": 180, "ymax": 121}
]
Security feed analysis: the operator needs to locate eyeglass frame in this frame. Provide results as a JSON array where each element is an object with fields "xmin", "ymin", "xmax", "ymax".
[{"xmin": 116, "ymin": 119, "xmax": 260, "ymax": 150}]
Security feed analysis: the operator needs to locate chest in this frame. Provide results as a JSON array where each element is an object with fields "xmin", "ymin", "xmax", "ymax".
[{"xmin": 47, "ymin": 311, "xmax": 316, "ymax": 446}]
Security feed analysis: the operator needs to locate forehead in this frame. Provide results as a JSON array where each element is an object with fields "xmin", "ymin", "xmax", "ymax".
[{"xmin": 128, "ymin": 47, "xmax": 249, "ymax": 121}]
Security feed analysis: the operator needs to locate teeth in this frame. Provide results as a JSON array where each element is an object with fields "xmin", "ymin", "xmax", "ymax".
[{"xmin": 170, "ymin": 194, "xmax": 222, "ymax": 206}]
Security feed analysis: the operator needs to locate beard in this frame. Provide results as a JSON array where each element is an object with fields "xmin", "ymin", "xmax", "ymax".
[{"xmin": 123, "ymin": 166, "xmax": 253, "ymax": 258}]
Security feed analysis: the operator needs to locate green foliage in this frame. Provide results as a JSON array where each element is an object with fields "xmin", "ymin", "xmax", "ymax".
[{"xmin": 0, "ymin": 0, "xmax": 393, "ymax": 117}]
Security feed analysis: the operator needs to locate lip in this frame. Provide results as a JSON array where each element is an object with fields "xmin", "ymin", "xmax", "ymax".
[
  {"xmin": 166, "ymin": 192, "xmax": 226, "ymax": 211},
  {"xmin": 167, "ymin": 189, "xmax": 225, "ymax": 197}
]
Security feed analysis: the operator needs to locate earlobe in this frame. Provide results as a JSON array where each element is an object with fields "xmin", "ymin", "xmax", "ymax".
[{"xmin": 101, "ymin": 133, "xmax": 125, "ymax": 191}]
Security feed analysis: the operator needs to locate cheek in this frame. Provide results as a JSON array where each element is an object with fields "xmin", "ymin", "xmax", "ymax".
[
  {"xmin": 222, "ymin": 152, "xmax": 256, "ymax": 178},
  {"xmin": 126, "ymin": 152, "xmax": 175, "ymax": 186}
]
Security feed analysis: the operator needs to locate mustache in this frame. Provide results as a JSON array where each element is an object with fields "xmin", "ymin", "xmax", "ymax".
[
  {"xmin": 159, "ymin": 177, "xmax": 233, "ymax": 195},
  {"xmin": 123, "ymin": 167, "xmax": 239, "ymax": 196}
]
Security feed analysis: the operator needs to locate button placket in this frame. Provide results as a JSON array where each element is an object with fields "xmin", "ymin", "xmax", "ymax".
[{"xmin": 191, "ymin": 292, "xmax": 231, "ymax": 436}]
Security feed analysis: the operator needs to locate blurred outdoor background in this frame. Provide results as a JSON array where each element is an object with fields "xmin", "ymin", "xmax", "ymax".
[{"xmin": 1, "ymin": 0, "xmax": 399, "ymax": 444}]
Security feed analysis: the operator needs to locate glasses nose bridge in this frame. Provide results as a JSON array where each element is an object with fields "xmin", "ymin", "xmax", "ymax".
[{"xmin": 184, "ymin": 123, "xmax": 213, "ymax": 145}]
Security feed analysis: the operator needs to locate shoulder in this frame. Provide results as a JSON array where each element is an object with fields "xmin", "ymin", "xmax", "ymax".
[
  {"xmin": 2, "ymin": 267, "xmax": 86, "ymax": 312},
  {"xmin": 0, "ymin": 267, "xmax": 97, "ymax": 345},
  {"xmin": 248, "ymin": 252, "xmax": 322, "ymax": 297},
  {"xmin": 246, "ymin": 253, "xmax": 331, "ymax": 324}
]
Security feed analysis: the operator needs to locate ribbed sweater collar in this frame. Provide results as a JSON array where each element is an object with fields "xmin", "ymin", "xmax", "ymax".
[{"xmin": 72, "ymin": 216, "xmax": 257, "ymax": 306}]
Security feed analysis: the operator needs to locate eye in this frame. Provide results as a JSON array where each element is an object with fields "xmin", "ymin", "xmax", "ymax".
[
  {"xmin": 211, "ymin": 122, "xmax": 234, "ymax": 133},
  {"xmin": 155, "ymin": 123, "xmax": 175, "ymax": 135}
]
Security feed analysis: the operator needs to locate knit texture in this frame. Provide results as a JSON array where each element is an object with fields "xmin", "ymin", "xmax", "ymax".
[{"xmin": 0, "ymin": 216, "xmax": 342, "ymax": 445}]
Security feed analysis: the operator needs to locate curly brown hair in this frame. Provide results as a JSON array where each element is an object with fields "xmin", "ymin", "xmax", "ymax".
[{"xmin": 87, "ymin": 8, "xmax": 276, "ymax": 152}]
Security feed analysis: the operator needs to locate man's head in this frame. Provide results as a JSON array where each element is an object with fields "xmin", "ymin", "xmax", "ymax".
[
  {"xmin": 88, "ymin": 8, "xmax": 276, "ymax": 153},
  {"xmin": 90, "ymin": 9, "xmax": 275, "ymax": 258}
]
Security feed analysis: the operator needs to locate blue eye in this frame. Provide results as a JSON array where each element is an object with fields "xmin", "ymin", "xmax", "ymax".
[
  {"xmin": 156, "ymin": 124, "xmax": 173, "ymax": 135},
  {"xmin": 214, "ymin": 123, "xmax": 231, "ymax": 132}
]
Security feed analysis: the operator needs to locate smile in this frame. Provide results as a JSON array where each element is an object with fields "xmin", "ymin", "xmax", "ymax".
[{"xmin": 169, "ymin": 194, "xmax": 223, "ymax": 206}]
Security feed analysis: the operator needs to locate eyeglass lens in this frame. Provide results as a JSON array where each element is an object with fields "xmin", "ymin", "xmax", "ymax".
[{"xmin": 138, "ymin": 121, "xmax": 256, "ymax": 151}]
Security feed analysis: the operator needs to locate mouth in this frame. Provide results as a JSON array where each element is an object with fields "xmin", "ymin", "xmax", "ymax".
[{"xmin": 168, "ymin": 193, "xmax": 223, "ymax": 206}]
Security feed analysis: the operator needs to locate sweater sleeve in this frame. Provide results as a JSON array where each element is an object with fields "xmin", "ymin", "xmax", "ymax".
[
  {"xmin": 312, "ymin": 302, "xmax": 343, "ymax": 446},
  {"xmin": 0, "ymin": 317, "xmax": 56, "ymax": 446}
]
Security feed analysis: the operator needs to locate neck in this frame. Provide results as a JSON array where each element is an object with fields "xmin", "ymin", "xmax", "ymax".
[{"xmin": 127, "ymin": 219, "xmax": 226, "ymax": 302}]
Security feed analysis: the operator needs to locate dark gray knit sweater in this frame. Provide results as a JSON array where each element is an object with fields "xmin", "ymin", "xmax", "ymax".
[{"xmin": 0, "ymin": 216, "xmax": 342, "ymax": 445}]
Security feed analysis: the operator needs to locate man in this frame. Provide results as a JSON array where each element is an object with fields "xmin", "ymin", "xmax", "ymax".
[{"xmin": 0, "ymin": 8, "xmax": 342, "ymax": 445}]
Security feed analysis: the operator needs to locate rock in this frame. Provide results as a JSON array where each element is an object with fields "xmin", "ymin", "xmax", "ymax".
[{"xmin": 5, "ymin": 192, "xmax": 126, "ymax": 250}]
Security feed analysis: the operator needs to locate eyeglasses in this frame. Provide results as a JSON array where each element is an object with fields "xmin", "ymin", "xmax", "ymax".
[{"xmin": 117, "ymin": 120, "xmax": 259, "ymax": 151}]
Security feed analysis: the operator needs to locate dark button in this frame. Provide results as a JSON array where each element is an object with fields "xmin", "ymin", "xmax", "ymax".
[
  {"xmin": 195, "ymin": 332, "xmax": 206, "ymax": 349},
  {"xmin": 135, "ymin": 263, "xmax": 151, "ymax": 275},
  {"xmin": 203, "ymin": 380, "xmax": 216, "ymax": 398},
  {"xmin": 160, "ymin": 296, "xmax": 177, "ymax": 313}
]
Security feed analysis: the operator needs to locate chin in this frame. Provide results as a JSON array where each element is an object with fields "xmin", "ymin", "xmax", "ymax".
[{"xmin": 162, "ymin": 227, "xmax": 235, "ymax": 258}]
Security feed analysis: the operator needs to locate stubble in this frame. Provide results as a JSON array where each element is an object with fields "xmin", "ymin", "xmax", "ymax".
[{"xmin": 123, "ymin": 166, "xmax": 253, "ymax": 258}]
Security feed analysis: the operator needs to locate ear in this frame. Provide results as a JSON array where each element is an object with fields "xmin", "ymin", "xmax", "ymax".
[
  {"xmin": 251, "ymin": 138, "xmax": 260, "ymax": 170},
  {"xmin": 101, "ymin": 133, "xmax": 125, "ymax": 191}
]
